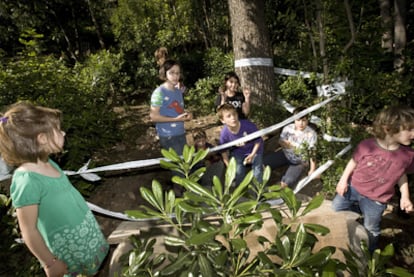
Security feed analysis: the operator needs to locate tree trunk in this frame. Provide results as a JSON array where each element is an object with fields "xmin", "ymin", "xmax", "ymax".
[
  {"xmin": 379, "ymin": 0, "xmax": 393, "ymax": 52},
  {"xmin": 86, "ymin": 0, "xmax": 106, "ymax": 49},
  {"xmin": 228, "ymin": 0, "xmax": 276, "ymax": 105},
  {"xmin": 315, "ymin": 0, "xmax": 328, "ymax": 80},
  {"xmin": 393, "ymin": 0, "xmax": 406, "ymax": 71}
]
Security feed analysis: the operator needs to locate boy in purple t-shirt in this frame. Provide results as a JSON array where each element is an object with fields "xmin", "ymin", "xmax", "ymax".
[
  {"xmin": 332, "ymin": 105, "xmax": 414, "ymax": 252},
  {"xmin": 217, "ymin": 103, "xmax": 263, "ymax": 185}
]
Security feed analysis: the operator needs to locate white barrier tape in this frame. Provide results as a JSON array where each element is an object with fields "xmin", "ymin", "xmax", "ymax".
[
  {"xmin": 52, "ymin": 94, "xmax": 340, "ymax": 177},
  {"xmin": 0, "ymin": 95, "xmax": 342, "ymax": 179},
  {"xmin": 316, "ymin": 81, "xmax": 350, "ymax": 97},
  {"xmin": 210, "ymin": 94, "xmax": 340, "ymax": 153},
  {"xmin": 278, "ymin": 98, "xmax": 296, "ymax": 113},
  {"xmin": 235, "ymin": 58, "xmax": 273, "ymax": 67},
  {"xmin": 274, "ymin": 67, "xmax": 323, "ymax": 78},
  {"xmin": 0, "ymin": 174, "xmax": 11, "ymax": 182},
  {"xmin": 87, "ymin": 201, "xmax": 161, "ymax": 221},
  {"xmin": 88, "ymin": 145, "xmax": 352, "ymax": 221},
  {"xmin": 323, "ymin": 134, "xmax": 351, "ymax": 143},
  {"xmin": 294, "ymin": 144, "xmax": 352, "ymax": 194}
]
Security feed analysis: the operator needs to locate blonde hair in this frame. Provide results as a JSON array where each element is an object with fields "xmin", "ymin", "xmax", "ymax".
[
  {"xmin": 217, "ymin": 103, "xmax": 237, "ymax": 120},
  {"xmin": 0, "ymin": 102, "xmax": 62, "ymax": 166},
  {"xmin": 372, "ymin": 105, "xmax": 414, "ymax": 139}
]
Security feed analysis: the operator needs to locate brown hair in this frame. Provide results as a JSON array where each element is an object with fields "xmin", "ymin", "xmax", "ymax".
[
  {"xmin": 217, "ymin": 103, "xmax": 238, "ymax": 121},
  {"xmin": 193, "ymin": 129, "xmax": 207, "ymax": 142},
  {"xmin": 155, "ymin": 47, "xmax": 168, "ymax": 67},
  {"xmin": 0, "ymin": 102, "xmax": 62, "ymax": 166},
  {"xmin": 219, "ymin": 71, "xmax": 240, "ymax": 93},
  {"xmin": 293, "ymin": 106, "xmax": 309, "ymax": 119},
  {"xmin": 155, "ymin": 47, "xmax": 181, "ymax": 81},
  {"xmin": 372, "ymin": 105, "xmax": 414, "ymax": 139}
]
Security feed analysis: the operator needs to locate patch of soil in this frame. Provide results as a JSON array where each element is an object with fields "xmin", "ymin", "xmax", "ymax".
[{"xmin": 87, "ymin": 103, "xmax": 414, "ymax": 275}]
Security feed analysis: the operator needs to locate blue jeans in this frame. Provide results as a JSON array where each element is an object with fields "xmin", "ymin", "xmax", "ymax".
[
  {"xmin": 332, "ymin": 184, "xmax": 386, "ymax": 252},
  {"xmin": 159, "ymin": 134, "xmax": 187, "ymax": 156},
  {"xmin": 232, "ymin": 153, "xmax": 263, "ymax": 185},
  {"xmin": 263, "ymin": 150, "xmax": 306, "ymax": 188}
]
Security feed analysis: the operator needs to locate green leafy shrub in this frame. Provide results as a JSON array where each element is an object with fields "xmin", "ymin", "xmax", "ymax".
[
  {"xmin": 0, "ymin": 38, "xmax": 120, "ymax": 169},
  {"xmin": 186, "ymin": 48, "xmax": 234, "ymax": 116},
  {"xmin": 121, "ymin": 146, "xmax": 340, "ymax": 276},
  {"xmin": 120, "ymin": 146, "xmax": 413, "ymax": 276}
]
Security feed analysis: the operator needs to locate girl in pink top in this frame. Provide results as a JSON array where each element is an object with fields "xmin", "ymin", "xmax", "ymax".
[{"xmin": 332, "ymin": 105, "xmax": 414, "ymax": 252}]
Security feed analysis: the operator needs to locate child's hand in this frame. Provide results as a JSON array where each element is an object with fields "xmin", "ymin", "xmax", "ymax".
[
  {"xmin": 243, "ymin": 88, "xmax": 251, "ymax": 99},
  {"xmin": 336, "ymin": 181, "xmax": 348, "ymax": 196},
  {"xmin": 177, "ymin": 112, "xmax": 193, "ymax": 121},
  {"xmin": 44, "ymin": 258, "xmax": 68, "ymax": 277},
  {"xmin": 400, "ymin": 198, "xmax": 414, "ymax": 213},
  {"xmin": 243, "ymin": 154, "xmax": 255, "ymax": 165},
  {"xmin": 236, "ymin": 142, "xmax": 246, "ymax": 147}
]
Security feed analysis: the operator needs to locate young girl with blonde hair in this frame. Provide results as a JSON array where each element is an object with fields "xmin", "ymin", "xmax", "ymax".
[{"xmin": 0, "ymin": 102, "xmax": 109, "ymax": 277}]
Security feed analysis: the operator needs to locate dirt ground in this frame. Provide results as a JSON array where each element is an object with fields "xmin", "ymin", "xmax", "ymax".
[{"xmin": 83, "ymin": 104, "xmax": 414, "ymax": 274}]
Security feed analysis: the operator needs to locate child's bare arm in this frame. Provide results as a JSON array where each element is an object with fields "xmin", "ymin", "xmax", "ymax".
[
  {"xmin": 17, "ymin": 205, "xmax": 68, "ymax": 276},
  {"xmin": 308, "ymin": 157, "xmax": 316, "ymax": 175},
  {"xmin": 398, "ymin": 174, "xmax": 414, "ymax": 212},
  {"xmin": 221, "ymin": 151, "xmax": 230, "ymax": 166},
  {"xmin": 244, "ymin": 142, "xmax": 261, "ymax": 164},
  {"xmin": 336, "ymin": 158, "xmax": 357, "ymax": 196},
  {"xmin": 279, "ymin": 138, "xmax": 293, "ymax": 149}
]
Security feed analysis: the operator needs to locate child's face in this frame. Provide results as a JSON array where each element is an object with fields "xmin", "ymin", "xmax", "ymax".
[
  {"xmin": 225, "ymin": 77, "xmax": 239, "ymax": 92},
  {"xmin": 166, "ymin": 65, "xmax": 181, "ymax": 86},
  {"xmin": 195, "ymin": 137, "xmax": 207, "ymax": 148},
  {"xmin": 294, "ymin": 117, "xmax": 308, "ymax": 131},
  {"xmin": 51, "ymin": 128, "xmax": 65, "ymax": 153},
  {"xmin": 220, "ymin": 110, "xmax": 239, "ymax": 127},
  {"xmin": 392, "ymin": 128, "xmax": 414, "ymax": 146}
]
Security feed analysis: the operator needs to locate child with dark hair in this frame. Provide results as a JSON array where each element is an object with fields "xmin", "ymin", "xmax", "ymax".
[
  {"xmin": 192, "ymin": 130, "xmax": 224, "ymax": 187},
  {"xmin": 332, "ymin": 105, "xmax": 414, "ymax": 252},
  {"xmin": 263, "ymin": 106, "xmax": 317, "ymax": 189},
  {"xmin": 215, "ymin": 71, "xmax": 251, "ymax": 119},
  {"xmin": 150, "ymin": 57, "xmax": 192, "ymax": 156}
]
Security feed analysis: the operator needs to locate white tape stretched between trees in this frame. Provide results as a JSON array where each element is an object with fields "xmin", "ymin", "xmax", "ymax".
[
  {"xmin": 235, "ymin": 58, "xmax": 274, "ymax": 67},
  {"xmin": 0, "ymin": 66, "xmax": 353, "ymax": 221}
]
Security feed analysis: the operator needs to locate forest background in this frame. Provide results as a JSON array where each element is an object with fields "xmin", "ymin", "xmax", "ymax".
[{"xmin": 1, "ymin": 0, "xmax": 414, "ymax": 275}]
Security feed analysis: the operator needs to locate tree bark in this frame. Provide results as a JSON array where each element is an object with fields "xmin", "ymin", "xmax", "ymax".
[
  {"xmin": 228, "ymin": 0, "xmax": 276, "ymax": 105},
  {"xmin": 86, "ymin": 0, "xmax": 106, "ymax": 49},
  {"xmin": 393, "ymin": 0, "xmax": 406, "ymax": 71},
  {"xmin": 379, "ymin": 0, "xmax": 393, "ymax": 52}
]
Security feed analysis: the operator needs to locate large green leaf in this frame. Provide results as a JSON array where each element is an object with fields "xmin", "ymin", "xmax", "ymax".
[
  {"xmin": 300, "ymin": 194, "xmax": 324, "ymax": 216},
  {"xmin": 198, "ymin": 254, "xmax": 213, "ymax": 277},
  {"xmin": 235, "ymin": 213, "xmax": 262, "ymax": 225},
  {"xmin": 301, "ymin": 246, "xmax": 335, "ymax": 267},
  {"xmin": 164, "ymin": 236, "xmax": 186, "ymax": 247},
  {"xmin": 190, "ymin": 148, "xmax": 209, "ymax": 168},
  {"xmin": 182, "ymin": 144, "xmax": 195, "ymax": 163},
  {"xmin": 161, "ymin": 147, "xmax": 181, "ymax": 162},
  {"xmin": 281, "ymin": 188, "xmax": 301, "ymax": 217},
  {"xmin": 140, "ymin": 186, "xmax": 162, "ymax": 211},
  {"xmin": 303, "ymin": 223, "xmax": 330, "ymax": 236},
  {"xmin": 233, "ymin": 200, "xmax": 258, "ymax": 213},
  {"xmin": 291, "ymin": 224, "xmax": 307, "ymax": 264},
  {"xmin": 186, "ymin": 230, "xmax": 217, "ymax": 246},
  {"xmin": 152, "ymin": 180, "xmax": 164, "ymax": 210},
  {"xmin": 386, "ymin": 267, "xmax": 414, "ymax": 277},
  {"xmin": 161, "ymin": 252, "xmax": 192, "ymax": 275},
  {"xmin": 230, "ymin": 238, "xmax": 247, "ymax": 251},
  {"xmin": 212, "ymin": 175, "xmax": 223, "ymax": 199}
]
